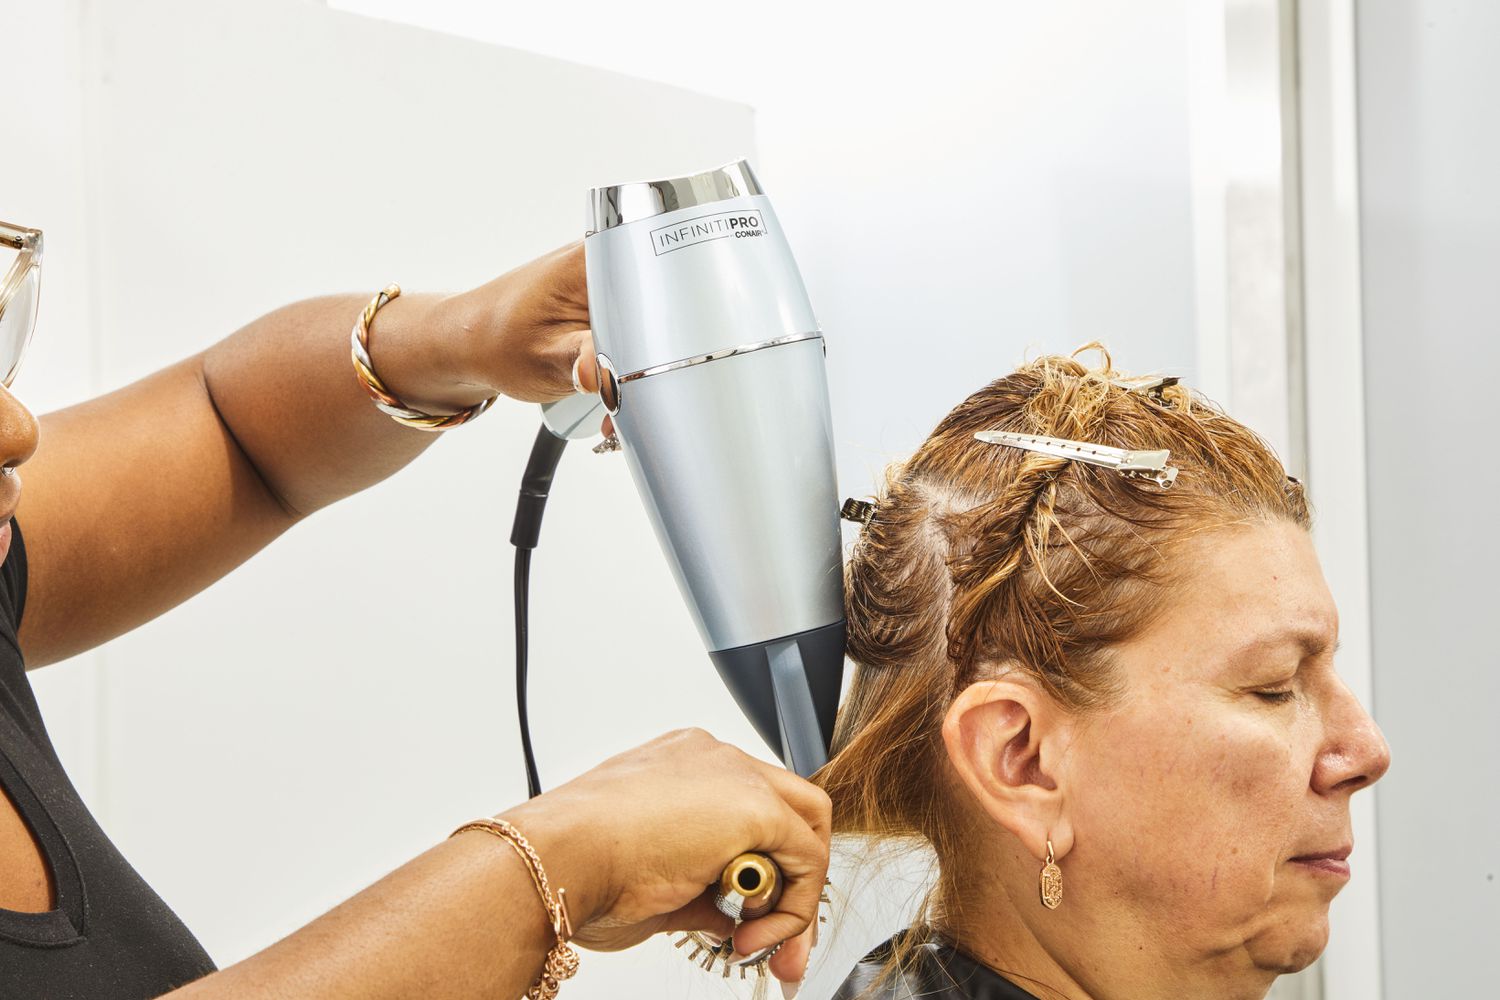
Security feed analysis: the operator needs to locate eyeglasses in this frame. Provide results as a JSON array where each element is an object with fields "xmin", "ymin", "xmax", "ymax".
[{"xmin": 0, "ymin": 220, "xmax": 42, "ymax": 389}]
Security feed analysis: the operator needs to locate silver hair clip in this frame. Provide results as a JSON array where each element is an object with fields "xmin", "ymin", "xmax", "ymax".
[
  {"xmin": 974, "ymin": 430, "xmax": 1179, "ymax": 489},
  {"xmin": 1110, "ymin": 374, "xmax": 1180, "ymax": 403}
]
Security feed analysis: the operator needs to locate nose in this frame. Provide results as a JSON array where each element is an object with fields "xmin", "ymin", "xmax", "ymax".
[
  {"xmin": 0, "ymin": 384, "xmax": 40, "ymax": 474},
  {"xmin": 1312, "ymin": 674, "xmax": 1392, "ymax": 796}
]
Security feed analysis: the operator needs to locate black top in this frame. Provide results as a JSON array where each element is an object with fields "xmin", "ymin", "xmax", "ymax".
[
  {"xmin": 0, "ymin": 520, "xmax": 216, "ymax": 998},
  {"xmin": 834, "ymin": 929, "xmax": 1042, "ymax": 1000}
]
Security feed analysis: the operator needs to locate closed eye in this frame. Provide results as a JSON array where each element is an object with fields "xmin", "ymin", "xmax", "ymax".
[{"xmin": 1254, "ymin": 689, "xmax": 1297, "ymax": 704}]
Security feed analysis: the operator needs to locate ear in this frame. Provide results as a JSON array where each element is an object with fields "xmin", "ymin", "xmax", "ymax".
[{"xmin": 940, "ymin": 666, "xmax": 1076, "ymax": 862}]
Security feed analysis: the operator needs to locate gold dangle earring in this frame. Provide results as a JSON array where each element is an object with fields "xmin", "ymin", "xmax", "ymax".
[{"xmin": 1040, "ymin": 839, "xmax": 1063, "ymax": 910}]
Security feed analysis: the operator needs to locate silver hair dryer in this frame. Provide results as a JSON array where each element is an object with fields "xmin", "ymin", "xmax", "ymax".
[{"xmin": 538, "ymin": 160, "xmax": 845, "ymax": 778}]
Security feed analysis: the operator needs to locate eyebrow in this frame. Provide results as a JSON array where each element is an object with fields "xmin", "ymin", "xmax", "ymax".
[{"xmin": 1225, "ymin": 629, "xmax": 1340, "ymax": 669}]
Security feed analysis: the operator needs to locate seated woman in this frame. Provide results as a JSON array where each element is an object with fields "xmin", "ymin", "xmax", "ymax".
[{"xmin": 820, "ymin": 348, "xmax": 1389, "ymax": 1000}]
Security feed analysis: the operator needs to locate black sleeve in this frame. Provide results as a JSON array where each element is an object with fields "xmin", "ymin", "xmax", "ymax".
[{"xmin": 0, "ymin": 518, "xmax": 29, "ymax": 635}]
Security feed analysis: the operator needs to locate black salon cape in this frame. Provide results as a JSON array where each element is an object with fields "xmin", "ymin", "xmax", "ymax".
[
  {"xmin": 0, "ymin": 520, "xmax": 217, "ymax": 998},
  {"xmin": 834, "ymin": 929, "xmax": 1043, "ymax": 1000}
]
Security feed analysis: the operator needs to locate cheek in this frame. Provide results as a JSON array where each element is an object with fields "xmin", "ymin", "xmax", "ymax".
[{"xmin": 1071, "ymin": 706, "xmax": 1310, "ymax": 915}]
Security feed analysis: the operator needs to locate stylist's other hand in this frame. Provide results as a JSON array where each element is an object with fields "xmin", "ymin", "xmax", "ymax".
[
  {"xmin": 436, "ymin": 242, "xmax": 594, "ymax": 404},
  {"xmin": 496, "ymin": 728, "xmax": 830, "ymax": 985}
]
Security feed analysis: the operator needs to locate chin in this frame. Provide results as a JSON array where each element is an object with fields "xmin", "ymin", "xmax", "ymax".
[{"xmin": 1247, "ymin": 911, "xmax": 1331, "ymax": 975}]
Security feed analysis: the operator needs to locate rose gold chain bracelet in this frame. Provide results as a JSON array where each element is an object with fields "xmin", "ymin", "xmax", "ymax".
[{"xmin": 452, "ymin": 817, "xmax": 579, "ymax": 999}]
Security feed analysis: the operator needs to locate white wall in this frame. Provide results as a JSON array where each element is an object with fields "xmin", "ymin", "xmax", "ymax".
[
  {"xmin": 332, "ymin": 0, "xmax": 1201, "ymax": 496},
  {"xmin": 1356, "ymin": 2, "xmax": 1500, "ymax": 994}
]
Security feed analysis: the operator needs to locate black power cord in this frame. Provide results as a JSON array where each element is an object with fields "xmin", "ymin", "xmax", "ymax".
[{"xmin": 510, "ymin": 425, "xmax": 569, "ymax": 799}]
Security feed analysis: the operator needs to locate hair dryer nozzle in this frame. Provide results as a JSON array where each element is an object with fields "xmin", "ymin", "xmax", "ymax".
[{"xmin": 710, "ymin": 621, "xmax": 845, "ymax": 778}]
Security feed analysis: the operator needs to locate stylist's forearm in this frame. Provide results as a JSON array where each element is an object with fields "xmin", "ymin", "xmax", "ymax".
[
  {"xmin": 166, "ymin": 800, "xmax": 606, "ymax": 1000},
  {"xmin": 15, "ymin": 246, "xmax": 586, "ymax": 666},
  {"xmin": 200, "ymin": 290, "xmax": 491, "ymax": 518}
]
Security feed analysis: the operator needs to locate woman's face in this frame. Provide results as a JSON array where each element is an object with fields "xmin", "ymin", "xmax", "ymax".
[{"xmin": 1062, "ymin": 520, "xmax": 1390, "ymax": 976}]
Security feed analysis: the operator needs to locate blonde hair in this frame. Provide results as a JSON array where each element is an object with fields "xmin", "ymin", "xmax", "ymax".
[{"xmin": 813, "ymin": 346, "xmax": 1308, "ymax": 994}]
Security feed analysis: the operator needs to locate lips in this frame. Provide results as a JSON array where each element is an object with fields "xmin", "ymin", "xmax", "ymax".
[{"xmin": 1290, "ymin": 845, "xmax": 1352, "ymax": 878}]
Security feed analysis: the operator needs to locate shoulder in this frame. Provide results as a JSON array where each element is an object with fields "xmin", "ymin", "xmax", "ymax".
[{"xmin": 831, "ymin": 928, "xmax": 1042, "ymax": 1000}]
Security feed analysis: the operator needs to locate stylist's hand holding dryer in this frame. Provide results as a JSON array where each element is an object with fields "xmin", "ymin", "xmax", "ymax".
[{"xmin": 0, "ymin": 226, "xmax": 825, "ymax": 998}]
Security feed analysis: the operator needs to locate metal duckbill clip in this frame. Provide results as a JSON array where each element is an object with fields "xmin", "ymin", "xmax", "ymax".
[
  {"xmin": 974, "ymin": 430, "xmax": 1180, "ymax": 489},
  {"xmin": 1109, "ymin": 374, "xmax": 1180, "ymax": 403},
  {"xmin": 840, "ymin": 497, "xmax": 876, "ymax": 525}
]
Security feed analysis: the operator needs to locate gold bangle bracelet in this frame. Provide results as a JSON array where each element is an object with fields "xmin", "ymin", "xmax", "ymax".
[
  {"xmin": 350, "ymin": 284, "xmax": 499, "ymax": 431},
  {"xmin": 452, "ymin": 817, "xmax": 579, "ymax": 999}
]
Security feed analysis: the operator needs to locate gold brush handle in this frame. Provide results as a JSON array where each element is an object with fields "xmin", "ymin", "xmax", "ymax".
[{"xmin": 714, "ymin": 851, "xmax": 784, "ymax": 922}]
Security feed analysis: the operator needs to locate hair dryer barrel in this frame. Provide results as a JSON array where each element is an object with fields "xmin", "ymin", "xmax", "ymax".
[{"xmin": 585, "ymin": 160, "xmax": 845, "ymax": 777}]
